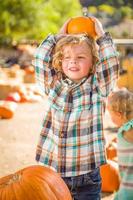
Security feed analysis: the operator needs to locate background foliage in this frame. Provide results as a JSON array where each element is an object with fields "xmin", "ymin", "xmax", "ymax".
[{"xmin": 0, "ymin": 0, "xmax": 132, "ymax": 46}]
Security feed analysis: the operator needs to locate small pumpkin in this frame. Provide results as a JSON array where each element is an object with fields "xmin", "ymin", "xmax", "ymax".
[
  {"xmin": 6, "ymin": 92, "xmax": 21, "ymax": 103},
  {"xmin": 67, "ymin": 16, "xmax": 97, "ymax": 38},
  {"xmin": 106, "ymin": 142, "xmax": 117, "ymax": 160},
  {"xmin": 0, "ymin": 101, "xmax": 17, "ymax": 119},
  {"xmin": 100, "ymin": 160, "xmax": 120, "ymax": 192},
  {"xmin": 0, "ymin": 165, "xmax": 72, "ymax": 200},
  {"xmin": 24, "ymin": 66, "xmax": 35, "ymax": 74},
  {"xmin": 14, "ymin": 86, "xmax": 30, "ymax": 103}
]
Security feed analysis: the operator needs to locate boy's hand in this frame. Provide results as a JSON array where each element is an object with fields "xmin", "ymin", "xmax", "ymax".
[
  {"xmin": 90, "ymin": 17, "xmax": 105, "ymax": 39},
  {"xmin": 59, "ymin": 18, "xmax": 72, "ymax": 34},
  {"xmin": 56, "ymin": 18, "xmax": 71, "ymax": 42}
]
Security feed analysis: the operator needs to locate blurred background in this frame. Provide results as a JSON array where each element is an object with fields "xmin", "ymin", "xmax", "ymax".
[
  {"xmin": 0, "ymin": 1, "xmax": 133, "ymax": 199},
  {"xmin": 0, "ymin": 0, "xmax": 133, "ymax": 91}
]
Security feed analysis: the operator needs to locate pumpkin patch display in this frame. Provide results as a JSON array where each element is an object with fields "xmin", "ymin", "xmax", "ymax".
[
  {"xmin": 12, "ymin": 85, "xmax": 32, "ymax": 103},
  {"xmin": 0, "ymin": 100, "xmax": 17, "ymax": 119},
  {"xmin": 24, "ymin": 66, "xmax": 35, "ymax": 74},
  {"xmin": 5, "ymin": 92, "xmax": 21, "ymax": 103},
  {"xmin": 0, "ymin": 165, "xmax": 72, "ymax": 200},
  {"xmin": 11, "ymin": 85, "xmax": 42, "ymax": 103},
  {"xmin": 100, "ymin": 160, "xmax": 120, "ymax": 192},
  {"xmin": 67, "ymin": 16, "xmax": 97, "ymax": 38}
]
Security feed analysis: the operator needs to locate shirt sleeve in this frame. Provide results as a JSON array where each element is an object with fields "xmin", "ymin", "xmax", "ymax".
[
  {"xmin": 95, "ymin": 32, "xmax": 120, "ymax": 97},
  {"xmin": 35, "ymin": 108, "xmax": 52, "ymax": 163},
  {"xmin": 33, "ymin": 34, "xmax": 57, "ymax": 95}
]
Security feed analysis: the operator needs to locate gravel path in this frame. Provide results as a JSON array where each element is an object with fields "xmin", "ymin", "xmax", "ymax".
[{"xmin": 0, "ymin": 99, "xmax": 46, "ymax": 177}]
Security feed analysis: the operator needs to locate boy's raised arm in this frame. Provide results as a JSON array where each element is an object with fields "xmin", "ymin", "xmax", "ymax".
[
  {"xmin": 92, "ymin": 17, "xmax": 119, "ymax": 97},
  {"xmin": 96, "ymin": 32, "xmax": 119, "ymax": 96},
  {"xmin": 33, "ymin": 35, "xmax": 57, "ymax": 95}
]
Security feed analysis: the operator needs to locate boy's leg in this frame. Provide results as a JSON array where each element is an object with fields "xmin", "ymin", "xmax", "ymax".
[{"xmin": 62, "ymin": 168, "xmax": 101, "ymax": 200}]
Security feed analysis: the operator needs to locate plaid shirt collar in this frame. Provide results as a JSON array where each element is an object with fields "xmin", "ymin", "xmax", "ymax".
[
  {"xmin": 49, "ymin": 76, "xmax": 93, "ymax": 112},
  {"xmin": 61, "ymin": 76, "xmax": 88, "ymax": 88}
]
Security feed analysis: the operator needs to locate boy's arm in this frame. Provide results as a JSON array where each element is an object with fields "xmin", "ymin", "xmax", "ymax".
[
  {"xmin": 36, "ymin": 108, "xmax": 52, "ymax": 163},
  {"xmin": 95, "ymin": 32, "xmax": 119, "ymax": 96},
  {"xmin": 33, "ymin": 34, "xmax": 57, "ymax": 95}
]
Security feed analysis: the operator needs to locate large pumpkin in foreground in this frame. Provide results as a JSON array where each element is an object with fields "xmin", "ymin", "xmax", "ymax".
[
  {"xmin": 0, "ymin": 165, "xmax": 72, "ymax": 200},
  {"xmin": 67, "ymin": 16, "xmax": 97, "ymax": 38},
  {"xmin": 100, "ymin": 160, "xmax": 120, "ymax": 192}
]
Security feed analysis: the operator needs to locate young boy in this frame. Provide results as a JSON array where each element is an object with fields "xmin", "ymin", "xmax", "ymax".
[{"xmin": 34, "ymin": 17, "xmax": 119, "ymax": 199}]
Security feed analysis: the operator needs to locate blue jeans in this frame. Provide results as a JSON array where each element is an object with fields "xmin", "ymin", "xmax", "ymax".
[{"xmin": 62, "ymin": 168, "xmax": 101, "ymax": 200}]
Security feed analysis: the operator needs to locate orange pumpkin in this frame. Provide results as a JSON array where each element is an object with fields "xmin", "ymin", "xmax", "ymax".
[
  {"xmin": 106, "ymin": 142, "xmax": 117, "ymax": 160},
  {"xmin": 13, "ymin": 86, "xmax": 30, "ymax": 103},
  {"xmin": 67, "ymin": 16, "xmax": 97, "ymax": 38},
  {"xmin": 100, "ymin": 160, "xmax": 120, "ymax": 192},
  {"xmin": 6, "ymin": 92, "xmax": 21, "ymax": 103},
  {"xmin": 0, "ymin": 101, "xmax": 17, "ymax": 119},
  {"xmin": 12, "ymin": 85, "xmax": 28, "ymax": 102},
  {"xmin": 0, "ymin": 165, "xmax": 72, "ymax": 200},
  {"xmin": 24, "ymin": 66, "xmax": 35, "ymax": 74}
]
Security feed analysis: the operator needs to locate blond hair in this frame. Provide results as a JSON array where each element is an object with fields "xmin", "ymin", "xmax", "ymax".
[
  {"xmin": 52, "ymin": 34, "xmax": 99, "ymax": 73},
  {"xmin": 108, "ymin": 89, "xmax": 133, "ymax": 120}
]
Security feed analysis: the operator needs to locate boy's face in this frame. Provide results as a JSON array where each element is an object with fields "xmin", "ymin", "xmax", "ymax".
[{"xmin": 61, "ymin": 42, "xmax": 93, "ymax": 82}]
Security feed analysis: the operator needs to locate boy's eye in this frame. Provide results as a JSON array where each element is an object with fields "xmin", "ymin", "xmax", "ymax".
[
  {"xmin": 63, "ymin": 56, "xmax": 70, "ymax": 60},
  {"xmin": 77, "ymin": 56, "xmax": 85, "ymax": 59}
]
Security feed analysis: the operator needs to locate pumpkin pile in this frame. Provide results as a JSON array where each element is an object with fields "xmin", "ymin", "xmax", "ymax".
[
  {"xmin": 0, "ymin": 165, "xmax": 72, "ymax": 200},
  {"xmin": 0, "ymin": 84, "xmax": 43, "ymax": 119},
  {"xmin": 5, "ymin": 86, "xmax": 42, "ymax": 103},
  {"xmin": 23, "ymin": 66, "xmax": 36, "ymax": 83},
  {"xmin": 67, "ymin": 16, "xmax": 97, "ymax": 38},
  {"xmin": 5, "ymin": 92, "xmax": 21, "ymax": 103}
]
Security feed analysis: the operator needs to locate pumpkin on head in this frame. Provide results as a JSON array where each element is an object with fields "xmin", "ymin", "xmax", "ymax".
[
  {"xmin": 0, "ymin": 165, "xmax": 72, "ymax": 200},
  {"xmin": 67, "ymin": 16, "xmax": 97, "ymax": 38}
]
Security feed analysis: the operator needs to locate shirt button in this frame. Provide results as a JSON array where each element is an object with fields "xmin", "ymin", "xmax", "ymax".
[
  {"xmin": 60, "ymin": 133, "xmax": 64, "ymax": 138},
  {"xmin": 62, "ymin": 153, "xmax": 65, "ymax": 157}
]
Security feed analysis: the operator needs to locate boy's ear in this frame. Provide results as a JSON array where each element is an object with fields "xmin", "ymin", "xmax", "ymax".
[{"xmin": 115, "ymin": 111, "xmax": 123, "ymax": 119}]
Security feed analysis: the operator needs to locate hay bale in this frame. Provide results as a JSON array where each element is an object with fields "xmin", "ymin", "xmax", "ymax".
[
  {"xmin": 23, "ymin": 73, "xmax": 36, "ymax": 83},
  {"xmin": 0, "ymin": 84, "xmax": 14, "ymax": 100}
]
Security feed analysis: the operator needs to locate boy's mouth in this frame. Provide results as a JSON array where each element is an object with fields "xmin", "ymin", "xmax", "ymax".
[{"xmin": 68, "ymin": 67, "xmax": 79, "ymax": 72}]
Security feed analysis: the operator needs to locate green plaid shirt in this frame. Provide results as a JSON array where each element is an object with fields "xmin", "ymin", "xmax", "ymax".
[{"xmin": 34, "ymin": 33, "xmax": 119, "ymax": 177}]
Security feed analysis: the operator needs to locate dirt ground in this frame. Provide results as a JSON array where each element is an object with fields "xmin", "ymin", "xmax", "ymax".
[{"xmin": 0, "ymin": 96, "xmax": 116, "ymax": 199}]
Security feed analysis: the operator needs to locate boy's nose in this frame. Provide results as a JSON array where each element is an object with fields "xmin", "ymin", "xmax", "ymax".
[{"xmin": 69, "ymin": 59, "xmax": 77, "ymax": 64}]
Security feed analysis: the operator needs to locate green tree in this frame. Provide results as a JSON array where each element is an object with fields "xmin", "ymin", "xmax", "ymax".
[
  {"xmin": 119, "ymin": 6, "xmax": 133, "ymax": 19},
  {"xmin": 98, "ymin": 4, "xmax": 115, "ymax": 16},
  {"xmin": 0, "ymin": 0, "xmax": 132, "ymax": 46},
  {"xmin": 79, "ymin": 0, "xmax": 132, "ymax": 7},
  {"xmin": 0, "ymin": 0, "xmax": 46, "ymax": 45},
  {"xmin": 0, "ymin": 0, "xmax": 81, "ymax": 46},
  {"xmin": 37, "ymin": 0, "xmax": 82, "ymax": 41}
]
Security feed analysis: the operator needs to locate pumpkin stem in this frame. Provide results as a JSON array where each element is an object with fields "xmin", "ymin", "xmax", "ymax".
[
  {"xmin": 8, "ymin": 173, "xmax": 21, "ymax": 184},
  {"xmin": 0, "ymin": 173, "xmax": 22, "ymax": 188}
]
